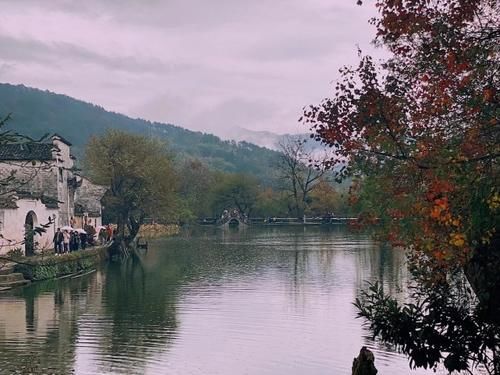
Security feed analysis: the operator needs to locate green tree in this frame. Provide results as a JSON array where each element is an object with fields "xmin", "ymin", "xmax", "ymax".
[
  {"xmin": 85, "ymin": 130, "xmax": 178, "ymax": 254},
  {"xmin": 211, "ymin": 173, "xmax": 259, "ymax": 217},
  {"xmin": 253, "ymin": 187, "xmax": 289, "ymax": 218},
  {"xmin": 307, "ymin": 178, "xmax": 345, "ymax": 217},
  {"xmin": 175, "ymin": 158, "xmax": 216, "ymax": 222}
]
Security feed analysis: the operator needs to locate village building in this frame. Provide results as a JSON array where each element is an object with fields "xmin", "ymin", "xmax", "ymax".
[{"xmin": 0, "ymin": 134, "xmax": 106, "ymax": 255}]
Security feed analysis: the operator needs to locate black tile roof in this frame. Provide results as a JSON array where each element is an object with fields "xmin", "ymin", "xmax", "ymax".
[
  {"xmin": 11, "ymin": 191, "xmax": 60, "ymax": 209},
  {"xmin": 41, "ymin": 195, "xmax": 60, "ymax": 209},
  {"xmin": 0, "ymin": 143, "xmax": 54, "ymax": 161},
  {"xmin": 0, "ymin": 197, "xmax": 17, "ymax": 209}
]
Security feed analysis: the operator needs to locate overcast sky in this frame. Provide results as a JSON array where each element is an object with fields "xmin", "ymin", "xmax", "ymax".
[{"xmin": 0, "ymin": 0, "xmax": 383, "ymax": 136}]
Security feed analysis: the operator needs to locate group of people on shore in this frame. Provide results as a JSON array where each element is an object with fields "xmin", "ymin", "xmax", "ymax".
[
  {"xmin": 53, "ymin": 228, "xmax": 88, "ymax": 254},
  {"xmin": 52, "ymin": 224, "xmax": 114, "ymax": 255}
]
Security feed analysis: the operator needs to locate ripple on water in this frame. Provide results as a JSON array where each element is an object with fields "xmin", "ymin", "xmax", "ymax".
[{"xmin": 0, "ymin": 227, "xmax": 442, "ymax": 374}]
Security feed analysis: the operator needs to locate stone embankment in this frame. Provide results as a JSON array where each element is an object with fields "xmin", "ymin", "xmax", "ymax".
[
  {"xmin": 0, "ymin": 271, "xmax": 30, "ymax": 291},
  {"xmin": 0, "ymin": 246, "xmax": 110, "ymax": 288},
  {"xmin": 0, "ymin": 261, "xmax": 29, "ymax": 291}
]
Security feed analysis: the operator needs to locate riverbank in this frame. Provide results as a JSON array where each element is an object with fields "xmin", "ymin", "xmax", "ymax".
[
  {"xmin": 12, "ymin": 245, "xmax": 109, "ymax": 281},
  {"xmin": 138, "ymin": 223, "xmax": 180, "ymax": 238}
]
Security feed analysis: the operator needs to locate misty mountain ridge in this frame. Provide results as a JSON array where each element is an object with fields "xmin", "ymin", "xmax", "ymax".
[
  {"xmin": 220, "ymin": 126, "xmax": 325, "ymax": 153},
  {"xmin": 0, "ymin": 83, "xmax": 282, "ymax": 182},
  {"xmin": 220, "ymin": 126, "xmax": 284, "ymax": 150}
]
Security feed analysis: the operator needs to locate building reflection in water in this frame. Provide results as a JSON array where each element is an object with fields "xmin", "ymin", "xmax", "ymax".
[
  {"xmin": 0, "ymin": 273, "xmax": 101, "ymax": 374},
  {"xmin": 0, "ymin": 258, "xmax": 181, "ymax": 375}
]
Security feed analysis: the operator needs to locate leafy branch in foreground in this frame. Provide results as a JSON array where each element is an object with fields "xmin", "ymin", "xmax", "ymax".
[{"xmin": 355, "ymin": 280, "xmax": 500, "ymax": 374}]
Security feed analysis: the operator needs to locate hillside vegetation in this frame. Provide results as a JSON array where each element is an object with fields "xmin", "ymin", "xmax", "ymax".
[{"xmin": 0, "ymin": 83, "xmax": 280, "ymax": 182}]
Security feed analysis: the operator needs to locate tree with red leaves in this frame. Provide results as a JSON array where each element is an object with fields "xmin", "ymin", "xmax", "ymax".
[{"xmin": 304, "ymin": 0, "xmax": 499, "ymax": 372}]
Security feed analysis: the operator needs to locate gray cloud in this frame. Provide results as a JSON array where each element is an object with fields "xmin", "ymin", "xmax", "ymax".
[
  {"xmin": 190, "ymin": 97, "xmax": 279, "ymax": 131},
  {"xmin": 0, "ymin": 0, "xmax": 384, "ymax": 136},
  {"xmin": 0, "ymin": 35, "xmax": 185, "ymax": 74}
]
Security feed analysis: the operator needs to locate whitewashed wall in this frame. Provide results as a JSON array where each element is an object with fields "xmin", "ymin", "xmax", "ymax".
[{"xmin": 0, "ymin": 198, "xmax": 58, "ymax": 255}]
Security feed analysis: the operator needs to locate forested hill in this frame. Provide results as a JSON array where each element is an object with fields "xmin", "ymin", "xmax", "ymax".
[{"xmin": 0, "ymin": 83, "xmax": 280, "ymax": 181}]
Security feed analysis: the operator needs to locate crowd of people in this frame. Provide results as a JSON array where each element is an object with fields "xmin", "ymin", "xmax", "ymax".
[{"xmin": 52, "ymin": 224, "xmax": 114, "ymax": 255}]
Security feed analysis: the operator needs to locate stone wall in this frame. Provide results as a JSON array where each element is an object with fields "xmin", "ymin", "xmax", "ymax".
[{"xmin": 14, "ymin": 245, "xmax": 109, "ymax": 281}]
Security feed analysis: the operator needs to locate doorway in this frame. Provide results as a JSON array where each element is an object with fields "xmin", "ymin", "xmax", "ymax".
[{"xmin": 24, "ymin": 211, "xmax": 37, "ymax": 256}]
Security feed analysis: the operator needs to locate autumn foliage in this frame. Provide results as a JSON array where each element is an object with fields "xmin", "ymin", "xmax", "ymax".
[
  {"xmin": 304, "ymin": 0, "xmax": 499, "ymax": 280},
  {"xmin": 304, "ymin": 0, "xmax": 499, "ymax": 372}
]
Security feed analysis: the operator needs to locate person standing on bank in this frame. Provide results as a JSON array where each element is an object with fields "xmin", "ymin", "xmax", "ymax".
[
  {"xmin": 53, "ymin": 228, "xmax": 63, "ymax": 254},
  {"xmin": 70, "ymin": 231, "xmax": 80, "ymax": 251},
  {"xmin": 62, "ymin": 230, "xmax": 70, "ymax": 253},
  {"xmin": 80, "ymin": 231, "xmax": 87, "ymax": 250}
]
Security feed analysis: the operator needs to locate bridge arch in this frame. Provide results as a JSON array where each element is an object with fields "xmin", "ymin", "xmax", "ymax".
[{"xmin": 218, "ymin": 208, "xmax": 248, "ymax": 227}]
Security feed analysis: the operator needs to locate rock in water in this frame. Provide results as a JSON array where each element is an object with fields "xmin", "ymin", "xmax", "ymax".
[{"xmin": 352, "ymin": 346, "xmax": 378, "ymax": 375}]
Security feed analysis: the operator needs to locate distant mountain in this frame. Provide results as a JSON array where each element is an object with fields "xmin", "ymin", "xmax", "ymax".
[
  {"xmin": 0, "ymin": 83, "xmax": 281, "ymax": 183},
  {"xmin": 220, "ymin": 127, "xmax": 284, "ymax": 150},
  {"xmin": 220, "ymin": 126, "xmax": 325, "ymax": 154}
]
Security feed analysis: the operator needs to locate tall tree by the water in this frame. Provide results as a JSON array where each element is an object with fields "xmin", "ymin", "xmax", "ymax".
[
  {"xmin": 303, "ymin": 0, "xmax": 499, "ymax": 372},
  {"xmin": 84, "ymin": 130, "xmax": 178, "ymax": 255},
  {"xmin": 276, "ymin": 136, "xmax": 329, "ymax": 218},
  {"xmin": 211, "ymin": 173, "xmax": 259, "ymax": 218}
]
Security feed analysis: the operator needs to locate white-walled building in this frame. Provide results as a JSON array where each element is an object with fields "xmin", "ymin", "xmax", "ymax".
[{"xmin": 0, "ymin": 134, "xmax": 106, "ymax": 255}]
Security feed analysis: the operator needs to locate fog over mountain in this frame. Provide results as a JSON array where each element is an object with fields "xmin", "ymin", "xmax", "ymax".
[
  {"xmin": 219, "ymin": 126, "xmax": 326, "ymax": 153},
  {"xmin": 219, "ymin": 127, "xmax": 284, "ymax": 150}
]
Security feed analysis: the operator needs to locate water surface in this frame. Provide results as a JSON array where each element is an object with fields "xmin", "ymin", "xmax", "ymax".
[{"xmin": 0, "ymin": 226, "xmax": 439, "ymax": 374}]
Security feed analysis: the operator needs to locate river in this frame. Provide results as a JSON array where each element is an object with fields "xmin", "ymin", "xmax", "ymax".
[{"xmin": 0, "ymin": 226, "xmax": 440, "ymax": 374}]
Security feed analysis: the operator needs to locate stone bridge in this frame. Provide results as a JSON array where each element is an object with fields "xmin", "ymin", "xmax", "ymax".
[{"xmin": 218, "ymin": 209, "xmax": 248, "ymax": 227}]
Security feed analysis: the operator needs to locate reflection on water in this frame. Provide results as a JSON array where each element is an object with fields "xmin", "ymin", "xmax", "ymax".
[{"xmin": 0, "ymin": 226, "xmax": 438, "ymax": 374}]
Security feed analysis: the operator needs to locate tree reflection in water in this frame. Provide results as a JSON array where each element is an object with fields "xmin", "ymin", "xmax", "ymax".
[
  {"xmin": 0, "ymin": 256, "xmax": 182, "ymax": 375},
  {"xmin": 0, "ymin": 227, "xmax": 432, "ymax": 375},
  {"xmin": 96, "ymin": 256, "xmax": 179, "ymax": 374}
]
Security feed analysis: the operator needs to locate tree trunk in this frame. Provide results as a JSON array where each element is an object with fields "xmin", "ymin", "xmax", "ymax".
[
  {"xmin": 114, "ymin": 212, "xmax": 131, "ymax": 257},
  {"xmin": 464, "ymin": 233, "xmax": 500, "ymax": 324},
  {"xmin": 112, "ymin": 212, "xmax": 144, "ymax": 259}
]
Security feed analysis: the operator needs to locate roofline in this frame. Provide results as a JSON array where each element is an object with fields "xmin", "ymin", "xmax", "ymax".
[
  {"xmin": 51, "ymin": 133, "xmax": 73, "ymax": 146},
  {"xmin": 0, "ymin": 143, "xmax": 54, "ymax": 161},
  {"xmin": 75, "ymin": 173, "xmax": 108, "ymax": 188}
]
